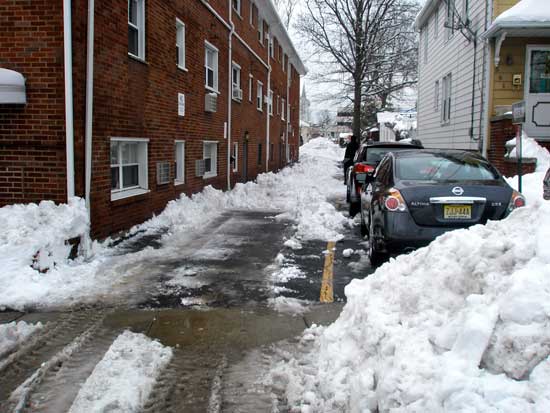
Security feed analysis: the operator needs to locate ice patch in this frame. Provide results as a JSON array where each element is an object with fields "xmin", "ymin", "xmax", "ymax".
[
  {"xmin": 0, "ymin": 321, "xmax": 43, "ymax": 358},
  {"xmin": 268, "ymin": 296, "xmax": 311, "ymax": 315}
]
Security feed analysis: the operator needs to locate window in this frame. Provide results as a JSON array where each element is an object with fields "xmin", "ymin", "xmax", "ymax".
[
  {"xmin": 269, "ymin": 37, "xmax": 274, "ymax": 59},
  {"xmin": 278, "ymin": 45, "xmax": 282, "ymax": 62},
  {"xmin": 258, "ymin": 143, "xmax": 262, "ymax": 165},
  {"xmin": 175, "ymin": 141, "xmax": 185, "ymax": 183},
  {"xmin": 176, "ymin": 19, "xmax": 185, "ymax": 69},
  {"xmin": 128, "ymin": 0, "xmax": 145, "ymax": 59},
  {"xmin": 423, "ymin": 28, "xmax": 428, "ymax": 65},
  {"xmin": 250, "ymin": 2, "xmax": 256, "ymax": 26},
  {"xmin": 276, "ymin": 95, "xmax": 280, "ymax": 115},
  {"xmin": 257, "ymin": 81, "xmax": 263, "ymax": 111},
  {"xmin": 203, "ymin": 141, "xmax": 218, "ymax": 178},
  {"xmin": 110, "ymin": 138, "xmax": 148, "ymax": 199},
  {"xmin": 446, "ymin": 0, "xmax": 455, "ymax": 39},
  {"xmin": 205, "ymin": 42, "xmax": 219, "ymax": 92},
  {"xmin": 268, "ymin": 90, "xmax": 273, "ymax": 115},
  {"xmin": 249, "ymin": 74, "xmax": 253, "ymax": 102},
  {"xmin": 232, "ymin": 142, "xmax": 238, "ymax": 172},
  {"xmin": 434, "ymin": 80, "xmax": 439, "ymax": 112},
  {"xmin": 281, "ymin": 98, "xmax": 285, "ymax": 120},
  {"xmin": 232, "ymin": 62, "xmax": 241, "ymax": 101},
  {"xmin": 442, "ymin": 73, "xmax": 452, "ymax": 124},
  {"xmin": 258, "ymin": 18, "xmax": 263, "ymax": 44},
  {"xmin": 434, "ymin": 6, "xmax": 439, "ymax": 39},
  {"xmin": 232, "ymin": 0, "xmax": 241, "ymax": 15}
]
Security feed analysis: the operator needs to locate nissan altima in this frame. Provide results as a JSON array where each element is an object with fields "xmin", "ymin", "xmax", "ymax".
[{"xmin": 361, "ymin": 150, "xmax": 526, "ymax": 264}]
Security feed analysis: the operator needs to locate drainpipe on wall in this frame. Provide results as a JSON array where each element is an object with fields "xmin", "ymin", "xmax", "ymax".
[
  {"xmin": 266, "ymin": 33, "xmax": 271, "ymax": 172},
  {"xmin": 227, "ymin": 5, "xmax": 234, "ymax": 191},
  {"xmin": 85, "ymin": 0, "xmax": 95, "ymax": 215},
  {"xmin": 63, "ymin": 0, "xmax": 75, "ymax": 199},
  {"xmin": 481, "ymin": 0, "xmax": 494, "ymax": 157}
]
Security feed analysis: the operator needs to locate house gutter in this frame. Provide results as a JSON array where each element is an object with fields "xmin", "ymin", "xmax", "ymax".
[
  {"xmin": 227, "ymin": 3, "xmax": 234, "ymax": 190},
  {"xmin": 63, "ymin": 0, "xmax": 75, "ymax": 199},
  {"xmin": 85, "ymin": 0, "xmax": 95, "ymax": 213}
]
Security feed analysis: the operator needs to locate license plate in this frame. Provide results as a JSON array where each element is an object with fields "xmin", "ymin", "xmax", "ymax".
[{"xmin": 444, "ymin": 204, "xmax": 471, "ymax": 219}]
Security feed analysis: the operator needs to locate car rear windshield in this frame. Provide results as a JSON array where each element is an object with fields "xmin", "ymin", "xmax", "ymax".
[
  {"xmin": 395, "ymin": 153, "xmax": 499, "ymax": 181},
  {"xmin": 365, "ymin": 147, "xmax": 415, "ymax": 164}
]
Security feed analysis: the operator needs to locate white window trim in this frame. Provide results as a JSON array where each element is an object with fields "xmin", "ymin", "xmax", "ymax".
[
  {"xmin": 281, "ymin": 98, "xmax": 285, "ymax": 120},
  {"xmin": 203, "ymin": 140, "xmax": 218, "ymax": 179},
  {"xmin": 232, "ymin": 0, "xmax": 241, "ymax": 16},
  {"xmin": 258, "ymin": 18, "xmax": 264, "ymax": 44},
  {"xmin": 205, "ymin": 40, "xmax": 219, "ymax": 93},
  {"xmin": 232, "ymin": 62, "xmax": 242, "ymax": 101},
  {"xmin": 232, "ymin": 142, "xmax": 238, "ymax": 172},
  {"xmin": 441, "ymin": 73, "xmax": 452, "ymax": 125},
  {"xmin": 175, "ymin": 140, "xmax": 185, "ymax": 184},
  {"xmin": 248, "ymin": 74, "xmax": 253, "ymax": 102},
  {"xmin": 128, "ymin": 0, "xmax": 146, "ymax": 60},
  {"xmin": 110, "ymin": 137, "xmax": 149, "ymax": 201},
  {"xmin": 257, "ymin": 81, "xmax": 263, "ymax": 111},
  {"xmin": 176, "ymin": 18, "xmax": 186, "ymax": 71},
  {"xmin": 268, "ymin": 89, "xmax": 273, "ymax": 116},
  {"xmin": 250, "ymin": 1, "xmax": 254, "ymax": 26}
]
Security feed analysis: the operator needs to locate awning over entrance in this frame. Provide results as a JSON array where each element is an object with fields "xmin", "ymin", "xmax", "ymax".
[
  {"xmin": 484, "ymin": 0, "xmax": 550, "ymax": 39},
  {"xmin": 0, "ymin": 68, "xmax": 26, "ymax": 104}
]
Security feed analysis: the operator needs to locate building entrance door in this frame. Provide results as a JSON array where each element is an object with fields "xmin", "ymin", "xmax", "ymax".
[{"xmin": 525, "ymin": 46, "xmax": 550, "ymax": 138}]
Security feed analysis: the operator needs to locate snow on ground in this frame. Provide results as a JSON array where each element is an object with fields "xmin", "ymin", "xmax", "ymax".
[
  {"xmin": 68, "ymin": 331, "xmax": 172, "ymax": 413},
  {"xmin": 0, "ymin": 138, "xmax": 346, "ymax": 310},
  {"xmin": 269, "ymin": 142, "xmax": 550, "ymax": 412},
  {"xmin": 0, "ymin": 321, "xmax": 43, "ymax": 358},
  {"xmin": 268, "ymin": 296, "xmax": 312, "ymax": 316}
]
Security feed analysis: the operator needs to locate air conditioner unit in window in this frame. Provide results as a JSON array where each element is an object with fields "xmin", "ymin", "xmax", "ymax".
[
  {"xmin": 232, "ymin": 88, "xmax": 243, "ymax": 101},
  {"xmin": 205, "ymin": 93, "xmax": 217, "ymax": 112},
  {"xmin": 156, "ymin": 161, "xmax": 171, "ymax": 185},
  {"xmin": 195, "ymin": 159, "xmax": 206, "ymax": 177}
]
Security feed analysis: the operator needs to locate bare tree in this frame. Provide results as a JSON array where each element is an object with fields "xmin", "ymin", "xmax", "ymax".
[
  {"xmin": 296, "ymin": 0, "xmax": 419, "ymax": 137},
  {"xmin": 316, "ymin": 109, "xmax": 334, "ymax": 136},
  {"xmin": 273, "ymin": 0, "xmax": 300, "ymax": 30}
]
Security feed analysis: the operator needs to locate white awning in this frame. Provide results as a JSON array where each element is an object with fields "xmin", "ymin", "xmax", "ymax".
[{"xmin": 0, "ymin": 68, "xmax": 26, "ymax": 104}]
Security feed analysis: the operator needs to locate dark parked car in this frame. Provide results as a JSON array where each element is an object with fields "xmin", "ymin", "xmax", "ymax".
[
  {"xmin": 544, "ymin": 167, "xmax": 550, "ymax": 200},
  {"xmin": 361, "ymin": 150, "xmax": 526, "ymax": 264},
  {"xmin": 346, "ymin": 141, "xmax": 423, "ymax": 216}
]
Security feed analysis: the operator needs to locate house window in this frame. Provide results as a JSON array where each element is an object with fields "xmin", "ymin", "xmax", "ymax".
[
  {"xmin": 128, "ymin": 0, "xmax": 145, "ymax": 59},
  {"xmin": 276, "ymin": 95, "xmax": 280, "ymax": 115},
  {"xmin": 258, "ymin": 143, "xmax": 262, "ymax": 165},
  {"xmin": 250, "ymin": 2, "xmax": 256, "ymax": 26},
  {"xmin": 434, "ymin": 6, "xmax": 439, "ymax": 39},
  {"xmin": 175, "ymin": 141, "xmax": 185, "ymax": 183},
  {"xmin": 423, "ymin": 28, "xmax": 428, "ymax": 65},
  {"xmin": 283, "ymin": 54, "xmax": 287, "ymax": 71},
  {"xmin": 442, "ymin": 73, "xmax": 452, "ymax": 124},
  {"xmin": 203, "ymin": 141, "xmax": 218, "ymax": 178},
  {"xmin": 434, "ymin": 80, "xmax": 439, "ymax": 112},
  {"xmin": 232, "ymin": 142, "xmax": 238, "ymax": 172},
  {"xmin": 110, "ymin": 138, "xmax": 148, "ymax": 198},
  {"xmin": 232, "ymin": 62, "xmax": 242, "ymax": 101},
  {"xmin": 281, "ymin": 98, "xmax": 285, "ymax": 120},
  {"xmin": 258, "ymin": 18, "xmax": 264, "ymax": 44},
  {"xmin": 257, "ymin": 81, "xmax": 263, "ymax": 111},
  {"xmin": 232, "ymin": 0, "xmax": 241, "ymax": 15},
  {"xmin": 268, "ymin": 90, "xmax": 273, "ymax": 115},
  {"xmin": 176, "ymin": 19, "xmax": 185, "ymax": 69},
  {"xmin": 446, "ymin": 0, "xmax": 455, "ymax": 39},
  {"xmin": 249, "ymin": 74, "xmax": 253, "ymax": 102},
  {"xmin": 205, "ymin": 41, "xmax": 219, "ymax": 92},
  {"xmin": 269, "ymin": 37, "xmax": 274, "ymax": 59}
]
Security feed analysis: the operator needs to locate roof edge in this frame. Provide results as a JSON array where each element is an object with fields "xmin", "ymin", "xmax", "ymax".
[{"xmin": 414, "ymin": 0, "xmax": 439, "ymax": 31}]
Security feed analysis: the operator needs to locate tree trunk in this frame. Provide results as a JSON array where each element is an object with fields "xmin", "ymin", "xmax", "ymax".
[{"xmin": 353, "ymin": 75, "xmax": 362, "ymax": 139}]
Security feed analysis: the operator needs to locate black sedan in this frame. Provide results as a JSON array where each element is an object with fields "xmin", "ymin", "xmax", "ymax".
[{"xmin": 361, "ymin": 150, "xmax": 526, "ymax": 264}]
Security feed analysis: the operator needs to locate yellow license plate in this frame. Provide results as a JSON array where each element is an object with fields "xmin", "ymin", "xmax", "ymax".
[{"xmin": 444, "ymin": 204, "xmax": 472, "ymax": 219}]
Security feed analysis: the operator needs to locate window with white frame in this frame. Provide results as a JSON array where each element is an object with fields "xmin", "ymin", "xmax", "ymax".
[
  {"xmin": 278, "ymin": 45, "xmax": 282, "ymax": 62},
  {"xmin": 276, "ymin": 95, "xmax": 280, "ymax": 115},
  {"xmin": 446, "ymin": 0, "xmax": 455, "ymax": 39},
  {"xmin": 176, "ymin": 19, "xmax": 185, "ymax": 69},
  {"xmin": 434, "ymin": 80, "xmax": 439, "ymax": 112},
  {"xmin": 268, "ymin": 90, "xmax": 273, "ymax": 115},
  {"xmin": 175, "ymin": 141, "xmax": 185, "ymax": 183},
  {"xmin": 203, "ymin": 141, "xmax": 218, "ymax": 178},
  {"xmin": 257, "ymin": 81, "xmax": 263, "ymax": 111},
  {"xmin": 423, "ymin": 28, "xmax": 428, "ymax": 65},
  {"xmin": 232, "ymin": 142, "xmax": 238, "ymax": 172},
  {"xmin": 269, "ymin": 37, "xmax": 274, "ymax": 58},
  {"xmin": 110, "ymin": 138, "xmax": 148, "ymax": 196},
  {"xmin": 281, "ymin": 98, "xmax": 285, "ymax": 120},
  {"xmin": 128, "ymin": 0, "xmax": 145, "ymax": 59},
  {"xmin": 250, "ymin": 2, "xmax": 256, "ymax": 26},
  {"xmin": 434, "ymin": 5, "xmax": 439, "ymax": 39},
  {"xmin": 258, "ymin": 18, "xmax": 263, "ymax": 44},
  {"xmin": 248, "ymin": 74, "xmax": 253, "ymax": 102},
  {"xmin": 442, "ymin": 73, "xmax": 452, "ymax": 124},
  {"xmin": 232, "ymin": 62, "xmax": 241, "ymax": 101},
  {"xmin": 205, "ymin": 42, "xmax": 219, "ymax": 92},
  {"xmin": 232, "ymin": 0, "xmax": 241, "ymax": 15},
  {"xmin": 287, "ymin": 102, "xmax": 291, "ymax": 122}
]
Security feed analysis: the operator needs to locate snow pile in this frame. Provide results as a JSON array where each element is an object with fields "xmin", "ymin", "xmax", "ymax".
[
  {"xmin": 505, "ymin": 133, "xmax": 550, "ymax": 203},
  {"xmin": 0, "ymin": 321, "xmax": 43, "ymax": 358},
  {"xmin": 494, "ymin": 0, "xmax": 550, "ymax": 24},
  {"xmin": 68, "ymin": 331, "xmax": 172, "ymax": 413},
  {"xmin": 268, "ymin": 296, "xmax": 312, "ymax": 315},
  {"xmin": 271, "ymin": 202, "xmax": 550, "ymax": 412}
]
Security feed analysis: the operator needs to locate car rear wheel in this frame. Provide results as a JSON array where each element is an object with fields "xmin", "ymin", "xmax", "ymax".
[
  {"xmin": 368, "ymin": 212, "xmax": 387, "ymax": 266},
  {"xmin": 360, "ymin": 203, "xmax": 368, "ymax": 237},
  {"xmin": 349, "ymin": 201, "xmax": 360, "ymax": 217}
]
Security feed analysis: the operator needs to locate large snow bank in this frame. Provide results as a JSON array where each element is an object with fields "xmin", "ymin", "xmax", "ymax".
[
  {"xmin": 68, "ymin": 331, "xmax": 172, "ymax": 413},
  {"xmin": 272, "ymin": 200, "xmax": 550, "ymax": 412},
  {"xmin": 0, "ymin": 321, "xmax": 43, "ymax": 358},
  {"xmin": 494, "ymin": 0, "xmax": 550, "ymax": 24}
]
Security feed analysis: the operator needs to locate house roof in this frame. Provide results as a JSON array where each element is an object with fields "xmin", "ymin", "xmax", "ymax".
[
  {"xmin": 257, "ymin": 0, "xmax": 307, "ymax": 75},
  {"xmin": 414, "ymin": 0, "xmax": 439, "ymax": 30},
  {"xmin": 484, "ymin": 0, "xmax": 550, "ymax": 38}
]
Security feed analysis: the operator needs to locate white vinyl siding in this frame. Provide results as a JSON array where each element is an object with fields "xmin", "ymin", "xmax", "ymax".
[{"xmin": 416, "ymin": 0, "xmax": 485, "ymax": 150}]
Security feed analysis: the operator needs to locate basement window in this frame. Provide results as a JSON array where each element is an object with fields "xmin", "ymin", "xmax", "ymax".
[
  {"xmin": 111, "ymin": 138, "xmax": 149, "ymax": 200},
  {"xmin": 203, "ymin": 141, "xmax": 218, "ymax": 178},
  {"xmin": 175, "ymin": 140, "xmax": 185, "ymax": 184}
]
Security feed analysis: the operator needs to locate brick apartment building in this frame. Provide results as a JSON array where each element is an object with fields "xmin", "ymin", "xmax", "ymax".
[{"xmin": 0, "ymin": 0, "xmax": 306, "ymax": 238}]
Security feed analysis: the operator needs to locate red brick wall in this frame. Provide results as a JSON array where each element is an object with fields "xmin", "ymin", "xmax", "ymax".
[
  {"xmin": 0, "ymin": 1, "xmax": 67, "ymax": 205},
  {"xmin": 1, "ymin": 0, "xmax": 303, "ymax": 239}
]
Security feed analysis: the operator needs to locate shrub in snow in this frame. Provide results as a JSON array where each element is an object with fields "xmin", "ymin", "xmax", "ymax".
[{"xmin": 272, "ymin": 202, "xmax": 550, "ymax": 412}]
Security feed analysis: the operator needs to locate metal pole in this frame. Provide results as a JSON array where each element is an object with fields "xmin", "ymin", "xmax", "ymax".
[{"xmin": 517, "ymin": 124, "xmax": 522, "ymax": 193}]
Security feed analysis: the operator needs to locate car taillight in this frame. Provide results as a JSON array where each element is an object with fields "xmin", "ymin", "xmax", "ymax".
[
  {"xmin": 384, "ymin": 188, "xmax": 408, "ymax": 212},
  {"xmin": 508, "ymin": 190, "xmax": 526, "ymax": 211},
  {"xmin": 354, "ymin": 163, "xmax": 374, "ymax": 174}
]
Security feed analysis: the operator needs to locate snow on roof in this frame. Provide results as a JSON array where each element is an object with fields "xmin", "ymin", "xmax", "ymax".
[
  {"xmin": 0, "ymin": 68, "xmax": 26, "ymax": 104},
  {"xmin": 494, "ymin": 0, "xmax": 550, "ymax": 24}
]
